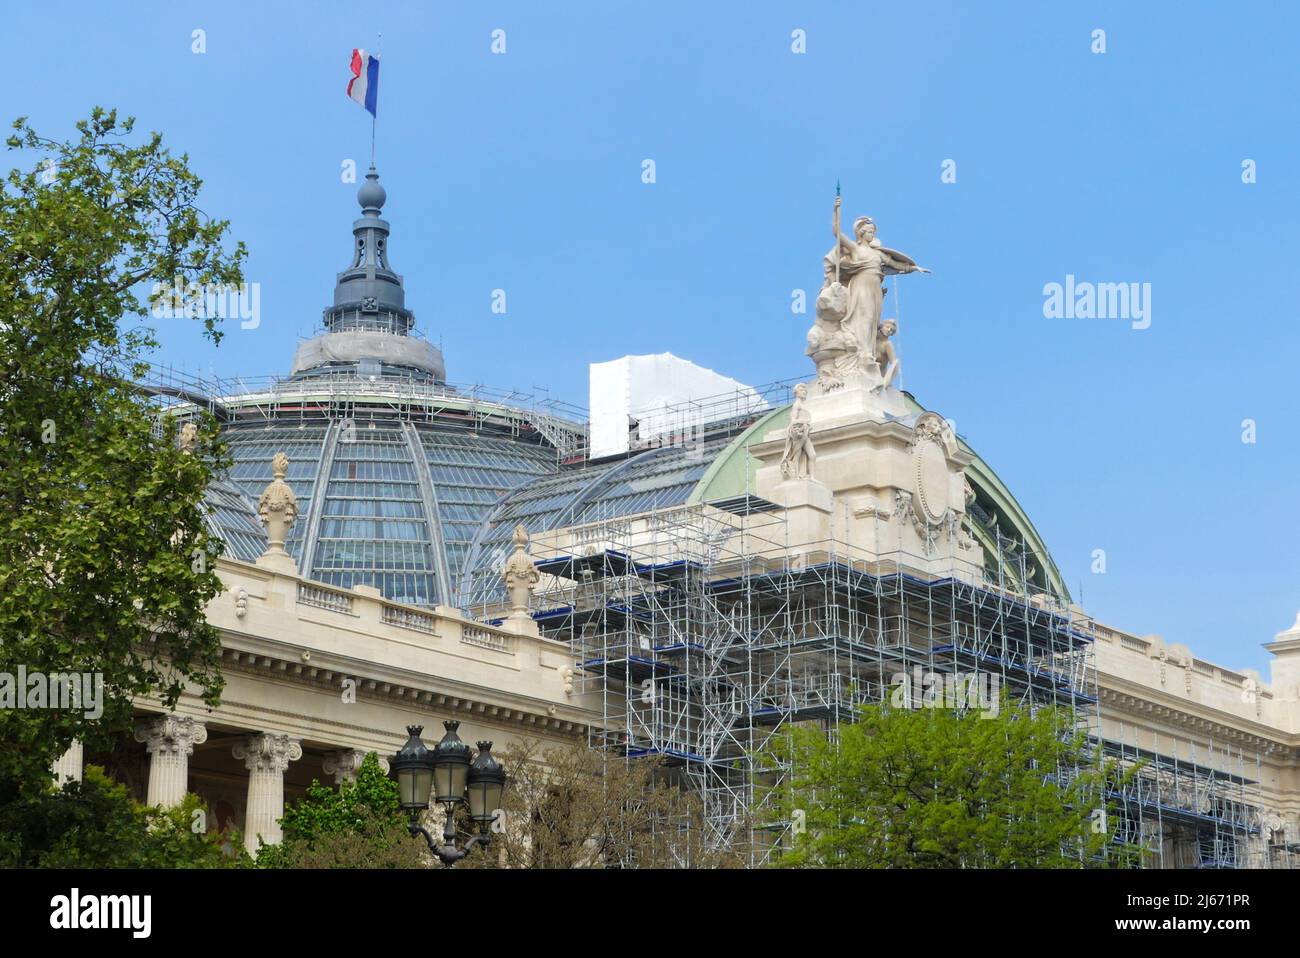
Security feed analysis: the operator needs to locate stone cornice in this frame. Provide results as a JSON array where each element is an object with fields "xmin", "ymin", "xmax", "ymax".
[
  {"xmin": 215, "ymin": 629, "xmax": 594, "ymax": 737},
  {"xmin": 750, "ymin": 417, "xmax": 912, "ymax": 456},
  {"xmin": 1099, "ymin": 681, "xmax": 1299, "ymax": 757}
]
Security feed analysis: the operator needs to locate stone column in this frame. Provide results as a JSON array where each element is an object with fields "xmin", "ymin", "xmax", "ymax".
[
  {"xmin": 322, "ymin": 748, "xmax": 387, "ymax": 785},
  {"xmin": 233, "ymin": 733, "xmax": 302, "ymax": 854},
  {"xmin": 134, "ymin": 714, "xmax": 208, "ymax": 808},
  {"xmin": 51, "ymin": 740, "xmax": 83, "ymax": 785}
]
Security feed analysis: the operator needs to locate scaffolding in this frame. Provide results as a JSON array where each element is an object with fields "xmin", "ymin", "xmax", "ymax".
[
  {"xmin": 468, "ymin": 494, "xmax": 1102, "ymax": 866},
  {"xmin": 467, "ymin": 450, "xmax": 1296, "ymax": 868},
  {"xmin": 1104, "ymin": 723, "xmax": 1290, "ymax": 869},
  {"xmin": 137, "ymin": 363, "xmax": 589, "ymax": 465}
]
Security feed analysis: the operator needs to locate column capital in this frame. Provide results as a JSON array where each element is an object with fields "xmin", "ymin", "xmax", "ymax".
[
  {"xmin": 233, "ymin": 732, "xmax": 303, "ymax": 774},
  {"xmin": 322, "ymin": 748, "xmax": 388, "ymax": 784},
  {"xmin": 134, "ymin": 714, "xmax": 208, "ymax": 757}
]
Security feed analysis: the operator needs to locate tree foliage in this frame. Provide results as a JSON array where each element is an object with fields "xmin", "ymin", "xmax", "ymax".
[
  {"xmin": 763, "ymin": 699, "xmax": 1138, "ymax": 868},
  {"xmin": 255, "ymin": 752, "xmax": 429, "ymax": 869},
  {"xmin": 458, "ymin": 738, "xmax": 744, "ymax": 869},
  {"xmin": 0, "ymin": 765, "xmax": 241, "ymax": 868},
  {"xmin": 0, "ymin": 108, "xmax": 245, "ymax": 803}
]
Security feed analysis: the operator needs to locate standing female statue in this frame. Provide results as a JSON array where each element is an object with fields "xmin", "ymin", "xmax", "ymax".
[
  {"xmin": 780, "ymin": 383, "xmax": 816, "ymax": 481},
  {"xmin": 822, "ymin": 196, "xmax": 929, "ymax": 364}
]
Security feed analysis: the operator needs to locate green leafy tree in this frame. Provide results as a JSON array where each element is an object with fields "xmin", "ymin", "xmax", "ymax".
[
  {"xmin": 256, "ymin": 752, "xmax": 429, "ymax": 868},
  {"xmin": 0, "ymin": 765, "xmax": 242, "ymax": 868},
  {"xmin": 0, "ymin": 108, "xmax": 245, "ymax": 804},
  {"xmin": 764, "ymin": 698, "xmax": 1137, "ymax": 868}
]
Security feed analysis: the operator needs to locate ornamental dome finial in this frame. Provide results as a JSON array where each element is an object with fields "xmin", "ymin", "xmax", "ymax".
[{"xmin": 357, "ymin": 165, "xmax": 386, "ymax": 214}]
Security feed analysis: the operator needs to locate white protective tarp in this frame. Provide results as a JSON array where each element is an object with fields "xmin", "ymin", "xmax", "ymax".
[
  {"xmin": 588, "ymin": 353, "xmax": 766, "ymax": 459},
  {"xmin": 290, "ymin": 331, "xmax": 446, "ymax": 380}
]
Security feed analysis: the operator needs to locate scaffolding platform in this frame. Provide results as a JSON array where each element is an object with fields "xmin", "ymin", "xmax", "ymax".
[
  {"xmin": 535, "ymin": 549, "xmax": 639, "ymax": 580},
  {"xmin": 463, "ymin": 489, "xmax": 1283, "ymax": 869}
]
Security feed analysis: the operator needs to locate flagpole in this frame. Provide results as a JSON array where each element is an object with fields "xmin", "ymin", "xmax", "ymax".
[
  {"xmin": 834, "ymin": 179, "xmax": 842, "ymax": 286},
  {"xmin": 371, "ymin": 33, "xmax": 382, "ymax": 167}
]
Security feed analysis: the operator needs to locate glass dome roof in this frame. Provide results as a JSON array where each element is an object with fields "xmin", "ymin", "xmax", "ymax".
[
  {"xmin": 218, "ymin": 416, "xmax": 557, "ymax": 606},
  {"xmin": 193, "ymin": 166, "xmax": 1067, "ymax": 612}
]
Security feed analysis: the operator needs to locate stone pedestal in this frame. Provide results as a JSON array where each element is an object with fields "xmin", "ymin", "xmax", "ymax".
[
  {"xmin": 52, "ymin": 740, "xmax": 83, "ymax": 785},
  {"xmin": 234, "ymin": 733, "xmax": 302, "ymax": 854},
  {"xmin": 754, "ymin": 386, "xmax": 979, "ymax": 579},
  {"xmin": 767, "ymin": 478, "xmax": 835, "ymax": 556},
  {"xmin": 255, "ymin": 549, "xmax": 299, "ymax": 575},
  {"xmin": 805, "ymin": 374, "xmax": 909, "ymax": 427},
  {"xmin": 135, "ymin": 714, "xmax": 208, "ymax": 808},
  {"xmin": 770, "ymin": 477, "xmax": 834, "ymax": 512},
  {"xmin": 503, "ymin": 611, "xmax": 541, "ymax": 637}
]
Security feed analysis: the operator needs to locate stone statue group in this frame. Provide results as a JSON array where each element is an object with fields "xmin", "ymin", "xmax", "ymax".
[
  {"xmin": 805, "ymin": 194, "xmax": 928, "ymax": 393},
  {"xmin": 782, "ymin": 192, "xmax": 930, "ymax": 484}
]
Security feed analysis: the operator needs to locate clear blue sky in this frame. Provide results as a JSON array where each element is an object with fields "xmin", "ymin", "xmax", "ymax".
[{"xmin": 6, "ymin": 1, "xmax": 1298, "ymax": 673}]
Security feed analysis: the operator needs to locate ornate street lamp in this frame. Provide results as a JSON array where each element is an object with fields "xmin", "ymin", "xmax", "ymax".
[
  {"xmin": 432, "ymin": 719, "xmax": 472, "ymax": 805},
  {"xmin": 391, "ymin": 725, "xmax": 434, "ymax": 812},
  {"xmin": 467, "ymin": 742, "xmax": 505, "ymax": 826},
  {"xmin": 391, "ymin": 720, "xmax": 505, "ymax": 866}
]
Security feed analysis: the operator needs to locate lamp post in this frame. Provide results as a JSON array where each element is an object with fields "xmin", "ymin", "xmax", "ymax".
[{"xmin": 391, "ymin": 721, "xmax": 505, "ymax": 866}]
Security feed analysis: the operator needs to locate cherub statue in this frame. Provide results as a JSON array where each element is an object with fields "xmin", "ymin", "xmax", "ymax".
[{"xmin": 874, "ymin": 318, "xmax": 900, "ymax": 390}]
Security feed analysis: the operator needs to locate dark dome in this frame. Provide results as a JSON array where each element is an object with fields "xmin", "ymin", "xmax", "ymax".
[{"xmin": 196, "ymin": 164, "xmax": 583, "ymax": 605}]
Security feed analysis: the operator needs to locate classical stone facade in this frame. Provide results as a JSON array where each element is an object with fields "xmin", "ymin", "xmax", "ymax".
[{"xmin": 107, "ymin": 555, "xmax": 595, "ymax": 855}]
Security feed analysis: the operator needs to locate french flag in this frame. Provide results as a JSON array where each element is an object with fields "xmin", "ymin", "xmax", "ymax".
[{"xmin": 347, "ymin": 48, "xmax": 379, "ymax": 116}]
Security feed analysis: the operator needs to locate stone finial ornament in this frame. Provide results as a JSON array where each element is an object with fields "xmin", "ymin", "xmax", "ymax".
[
  {"xmin": 256, "ymin": 452, "xmax": 298, "ymax": 568},
  {"xmin": 780, "ymin": 384, "xmax": 816, "ymax": 481},
  {"xmin": 504, "ymin": 525, "xmax": 539, "ymax": 612}
]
